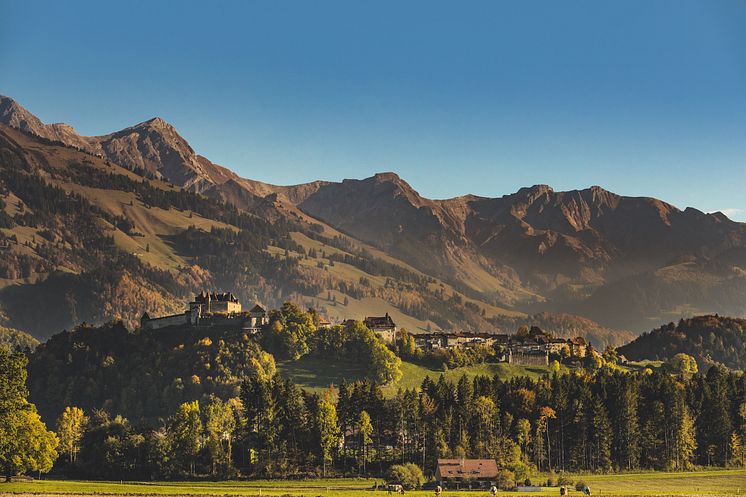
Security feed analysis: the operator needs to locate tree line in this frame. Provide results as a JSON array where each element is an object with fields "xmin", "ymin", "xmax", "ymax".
[{"xmin": 9, "ymin": 345, "xmax": 746, "ymax": 482}]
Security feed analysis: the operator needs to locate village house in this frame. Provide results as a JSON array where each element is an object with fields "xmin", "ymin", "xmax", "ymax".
[
  {"xmin": 435, "ymin": 458, "xmax": 499, "ymax": 489},
  {"xmin": 414, "ymin": 332, "xmax": 509, "ymax": 351},
  {"xmin": 363, "ymin": 313, "xmax": 397, "ymax": 343},
  {"xmin": 409, "ymin": 326, "xmax": 587, "ymax": 365}
]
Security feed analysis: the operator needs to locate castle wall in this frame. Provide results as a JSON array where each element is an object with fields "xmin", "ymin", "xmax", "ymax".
[{"xmin": 145, "ymin": 313, "xmax": 189, "ymax": 330}]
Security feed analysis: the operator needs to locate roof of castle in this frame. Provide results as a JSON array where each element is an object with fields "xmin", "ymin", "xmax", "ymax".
[
  {"xmin": 250, "ymin": 304, "xmax": 266, "ymax": 313},
  {"xmin": 364, "ymin": 313, "xmax": 396, "ymax": 329},
  {"xmin": 193, "ymin": 291, "xmax": 240, "ymax": 303}
]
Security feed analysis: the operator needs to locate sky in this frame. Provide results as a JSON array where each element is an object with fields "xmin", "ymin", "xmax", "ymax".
[{"xmin": 1, "ymin": 1, "xmax": 745, "ymax": 219}]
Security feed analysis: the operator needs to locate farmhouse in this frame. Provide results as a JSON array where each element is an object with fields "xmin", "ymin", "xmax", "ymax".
[
  {"xmin": 435, "ymin": 458, "xmax": 499, "ymax": 489},
  {"xmin": 363, "ymin": 313, "xmax": 397, "ymax": 343}
]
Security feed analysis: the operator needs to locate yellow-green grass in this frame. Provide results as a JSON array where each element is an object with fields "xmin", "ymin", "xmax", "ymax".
[
  {"xmin": 394, "ymin": 361, "xmax": 560, "ymax": 392},
  {"xmin": 4, "ymin": 469, "xmax": 746, "ymax": 495},
  {"xmin": 61, "ymin": 183, "xmax": 236, "ymax": 271},
  {"xmin": 276, "ymin": 356, "xmax": 558, "ymax": 397}
]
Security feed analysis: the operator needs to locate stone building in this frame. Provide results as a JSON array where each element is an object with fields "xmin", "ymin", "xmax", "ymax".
[
  {"xmin": 190, "ymin": 291, "xmax": 242, "ymax": 315},
  {"xmin": 140, "ymin": 291, "xmax": 266, "ymax": 332},
  {"xmin": 363, "ymin": 313, "xmax": 397, "ymax": 343}
]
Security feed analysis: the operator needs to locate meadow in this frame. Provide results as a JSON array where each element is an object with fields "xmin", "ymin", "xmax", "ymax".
[
  {"xmin": 3, "ymin": 470, "xmax": 746, "ymax": 496},
  {"xmin": 276, "ymin": 356, "xmax": 557, "ymax": 396}
]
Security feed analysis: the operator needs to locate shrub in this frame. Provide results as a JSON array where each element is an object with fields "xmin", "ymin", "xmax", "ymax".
[
  {"xmin": 386, "ymin": 463, "xmax": 424, "ymax": 490},
  {"xmin": 495, "ymin": 469, "xmax": 516, "ymax": 490},
  {"xmin": 546, "ymin": 470, "xmax": 557, "ymax": 487},
  {"xmin": 557, "ymin": 474, "xmax": 573, "ymax": 486},
  {"xmin": 575, "ymin": 480, "xmax": 587, "ymax": 491}
]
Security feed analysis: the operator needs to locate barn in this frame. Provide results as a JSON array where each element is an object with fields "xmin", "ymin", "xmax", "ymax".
[{"xmin": 435, "ymin": 458, "xmax": 499, "ymax": 488}]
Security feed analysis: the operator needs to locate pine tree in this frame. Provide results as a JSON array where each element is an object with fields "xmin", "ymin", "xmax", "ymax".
[{"xmin": 590, "ymin": 397, "xmax": 612, "ymax": 472}]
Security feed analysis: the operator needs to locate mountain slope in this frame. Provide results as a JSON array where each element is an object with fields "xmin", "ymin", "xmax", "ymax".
[
  {"xmin": 2, "ymin": 124, "xmax": 574, "ymax": 343},
  {"xmin": 298, "ymin": 176, "xmax": 746, "ymax": 331},
  {"xmin": 4, "ymin": 93, "xmax": 745, "ymax": 338}
]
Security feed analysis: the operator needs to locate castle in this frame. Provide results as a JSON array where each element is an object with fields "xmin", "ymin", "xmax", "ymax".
[{"xmin": 140, "ymin": 292, "xmax": 267, "ymax": 332}]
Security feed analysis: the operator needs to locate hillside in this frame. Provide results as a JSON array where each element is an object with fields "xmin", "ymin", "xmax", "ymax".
[
  {"xmin": 299, "ymin": 176, "xmax": 746, "ymax": 332},
  {"xmin": 0, "ymin": 120, "xmax": 551, "ymax": 342},
  {"xmin": 618, "ymin": 315, "xmax": 746, "ymax": 369}
]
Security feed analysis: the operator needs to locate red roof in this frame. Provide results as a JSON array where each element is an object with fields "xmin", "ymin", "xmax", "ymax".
[{"xmin": 436, "ymin": 459, "xmax": 499, "ymax": 479}]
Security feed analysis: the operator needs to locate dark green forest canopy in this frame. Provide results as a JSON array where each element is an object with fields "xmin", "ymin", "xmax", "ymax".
[
  {"xmin": 619, "ymin": 315, "xmax": 746, "ymax": 369},
  {"xmin": 27, "ymin": 321, "xmax": 268, "ymax": 422}
]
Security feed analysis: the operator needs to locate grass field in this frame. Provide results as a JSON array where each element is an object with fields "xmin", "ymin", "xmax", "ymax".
[
  {"xmin": 3, "ymin": 470, "xmax": 746, "ymax": 496},
  {"xmin": 277, "ymin": 357, "xmax": 562, "ymax": 396}
]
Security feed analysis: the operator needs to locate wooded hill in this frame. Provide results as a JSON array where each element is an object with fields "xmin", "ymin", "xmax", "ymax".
[{"xmin": 619, "ymin": 315, "xmax": 746, "ymax": 370}]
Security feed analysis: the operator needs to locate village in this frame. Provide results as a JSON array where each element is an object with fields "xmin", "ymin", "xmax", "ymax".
[{"xmin": 140, "ymin": 291, "xmax": 589, "ymax": 365}]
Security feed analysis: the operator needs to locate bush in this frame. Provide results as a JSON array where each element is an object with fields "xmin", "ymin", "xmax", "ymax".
[
  {"xmin": 557, "ymin": 475, "xmax": 573, "ymax": 486},
  {"xmin": 575, "ymin": 480, "xmax": 587, "ymax": 491},
  {"xmin": 386, "ymin": 463, "xmax": 424, "ymax": 490},
  {"xmin": 495, "ymin": 469, "xmax": 516, "ymax": 490},
  {"xmin": 546, "ymin": 470, "xmax": 557, "ymax": 487}
]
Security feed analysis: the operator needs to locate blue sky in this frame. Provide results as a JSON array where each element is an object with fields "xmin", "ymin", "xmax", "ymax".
[{"xmin": 1, "ymin": 1, "xmax": 745, "ymax": 219}]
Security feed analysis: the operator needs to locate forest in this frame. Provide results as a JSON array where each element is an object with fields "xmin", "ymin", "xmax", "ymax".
[
  {"xmin": 5, "ymin": 304, "xmax": 746, "ymax": 486},
  {"xmin": 619, "ymin": 315, "xmax": 746, "ymax": 369}
]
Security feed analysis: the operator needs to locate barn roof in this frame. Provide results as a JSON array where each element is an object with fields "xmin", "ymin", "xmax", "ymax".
[{"xmin": 436, "ymin": 459, "xmax": 499, "ymax": 479}]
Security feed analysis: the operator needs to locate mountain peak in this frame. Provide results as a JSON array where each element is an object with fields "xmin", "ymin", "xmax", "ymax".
[
  {"xmin": 373, "ymin": 171, "xmax": 402, "ymax": 182},
  {"xmin": 144, "ymin": 116, "xmax": 170, "ymax": 128}
]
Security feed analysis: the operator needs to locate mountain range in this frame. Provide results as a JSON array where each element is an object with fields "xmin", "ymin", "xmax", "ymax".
[{"xmin": 2, "ymin": 94, "xmax": 746, "ymax": 344}]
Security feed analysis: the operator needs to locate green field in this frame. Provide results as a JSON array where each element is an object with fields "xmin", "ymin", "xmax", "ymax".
[
  {"xmin": 3, "ymin": 470, "xmax": 746, "ymax": 496},
  {"xmin": 277, "ymin": 357, "xmax": 557, "ymax": 396}
]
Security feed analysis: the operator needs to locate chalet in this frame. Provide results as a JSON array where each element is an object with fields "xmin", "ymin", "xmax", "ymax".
[
  {"xmin": 363, "ymin": 313, "xmax": 397, "ymax": 343},
  {"xmin": 435, "ymin": 458, "xmax": 499, "ymax": 489}
]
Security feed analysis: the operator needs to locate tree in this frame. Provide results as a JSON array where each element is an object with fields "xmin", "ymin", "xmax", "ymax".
[
  {"xmin": 0, "ymin": 406, "xmax": 59, "ymax": 481},
  {"xmin": 56, "ymin": 406, "xmax": 88, "ymax": 464},
  {"xmin": 0, "ymin": 348, "xmax": 58, "ymax": 481},
  {"xmin": 668, "ymin": 353, "xmax": 698, "ymax": 376},
  {"xmin": 536, "ymin": 406, "xmax": 557, "ymax": 471},
  {"xmin": 169, "ymin": 400, "xmax": 202, "ymax": 476},
  {"xmin": 590, "ymin": 397, "xmax": 612, "ymax": 472},
  {"xmin": 386, "ymin": 462, "xmax": 424, "ymax": 490},
  {"xmin": 204, "ymin": 398, "xmax": 237, "ymax": 477},
  {"xmin": 358, "ymin": 410, "xmax": 373, "ymax": 474},
  {"xmin": 515, "ymin": 418, "xmax": 531, "ymax": 457},
  {"xmin": 317, "ymin": 395, "xmax": 340, "ymax": 477}
]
